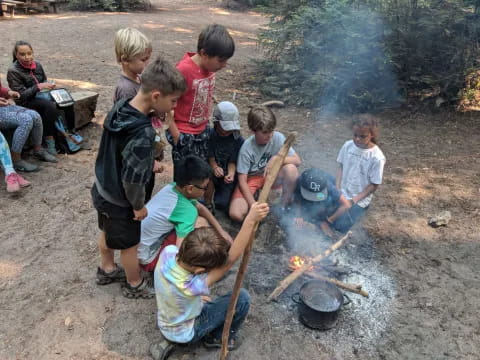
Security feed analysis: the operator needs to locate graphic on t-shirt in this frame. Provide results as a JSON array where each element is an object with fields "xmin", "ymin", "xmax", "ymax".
[
  {"xmin": 256, "ymin": 152, "xmax": 271, "ymax": 173},
  {"xmin": 189, "ymin": 76, "xmax": 215, "ymax": 125}
]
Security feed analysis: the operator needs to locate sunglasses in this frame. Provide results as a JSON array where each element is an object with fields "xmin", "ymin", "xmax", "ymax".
[{"xmin": 191, "ymin": 183, "xmax": 208, "ymax": 191}]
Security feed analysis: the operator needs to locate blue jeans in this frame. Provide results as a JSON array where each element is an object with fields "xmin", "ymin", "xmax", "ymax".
[
  {"xmin": 333, "ymin": 204, "xmax": 368, "ymax": 233},
  {"xmin": 190, "ymin": 288, "xmax": 250, "ymax": 343}
]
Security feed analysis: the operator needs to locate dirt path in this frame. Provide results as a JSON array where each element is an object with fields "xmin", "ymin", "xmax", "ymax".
[{"xmin": 0, "ymin": 1, "xmax": 479, "ymax": 359}]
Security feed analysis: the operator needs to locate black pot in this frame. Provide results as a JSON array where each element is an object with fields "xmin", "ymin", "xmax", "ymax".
[{"xmin": 292, "ymin": 280, "xmax": 349, "ymax": 331}]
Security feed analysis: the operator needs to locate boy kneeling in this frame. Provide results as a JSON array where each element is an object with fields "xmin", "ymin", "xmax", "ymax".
[{"xmin": 151, "ymin": 202, "xmax": 269, "ymax": 358}]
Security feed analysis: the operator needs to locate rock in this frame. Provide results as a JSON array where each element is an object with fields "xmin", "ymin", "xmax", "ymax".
[
  {"xmin": 428, "ymin": 211, "xmax": 452, "ymax": 228},
  {"xmin": 71, "ymin": 91, "xmax": 99, "ymax": 129},
  {"xmin": 64, "ymin": 316, "xmax": 73, "ymax": 330}
]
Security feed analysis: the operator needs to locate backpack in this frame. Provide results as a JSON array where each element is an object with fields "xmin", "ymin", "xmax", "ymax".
[{"xmin": 54, "ymin": 115, "xmax": 83, "ymax": 154}]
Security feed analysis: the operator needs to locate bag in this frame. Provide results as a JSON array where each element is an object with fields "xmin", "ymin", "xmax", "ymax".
[
  {"xmin": 54, "ymin": 115, "xmax": 83, "ymax": 154},
  {"xmin": 36, "ymin": 88, "xmax": 75, "ymax": 107}
]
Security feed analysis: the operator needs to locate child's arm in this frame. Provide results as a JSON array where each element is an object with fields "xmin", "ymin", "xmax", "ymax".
[
  {"xmin": 165, "ymin": 110, "xmax": 180, "ymax": 145},
  {"xmin": 209, "ymin": 157, "xmax": 224, "ymax": 178},
  {"xmin": 224, "ymin": 162, "xmax": 236, "ymax": 183},
  {"xmin": 196, "ymin": 202, "xmax": 233, "ymax": 243},
  {"xmin": 335, "ymin": 164, "xmax": 343, "ymax": 190},
  {"xmin": 206, "ymin": 202, "xmax": 269, "ymax": 286},
  {"xmin": 238, "ymin": 173, "xmax": 256, "ymax": 208},
  {"xmin": 351, "ymin": 183, "xmax": 379, "ymax": 204}
]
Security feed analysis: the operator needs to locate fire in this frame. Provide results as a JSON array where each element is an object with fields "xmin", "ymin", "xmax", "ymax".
[{"xmin": 289, "ymin": 255, "xmax": 306, "ymax": 270}]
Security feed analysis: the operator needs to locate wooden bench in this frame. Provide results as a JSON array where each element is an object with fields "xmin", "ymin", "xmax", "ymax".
[
  {"xmin": 1, "ymin": 1, "xmax": 17, "ymax": 16},
  {"xmin": 71, "ymin": 90, "xmax": 99, "ymax": 129}
]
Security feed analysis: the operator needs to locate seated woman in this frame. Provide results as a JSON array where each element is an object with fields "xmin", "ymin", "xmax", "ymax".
[
  {"xmin": 7, "ymin": 40, "xmax": 76, "ymax": 155},
  {"xmin": 0, "ymin": 80, "xmax": 56, "ymax": 172},
  {"xmin": 0, "ymin": 131, "xmax": 30, "ymax": 193}
]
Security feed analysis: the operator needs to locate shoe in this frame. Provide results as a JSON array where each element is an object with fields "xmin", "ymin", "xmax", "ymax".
[
  {"xmin": 15, "ymin": 173, "xmax": 31, "ymax": 188},
  {"xmin": 5, "ymin": 173, "xmax": 20, "ymax": 193},
  {"xmin": 203, "ymin": 335, "xmax": 239, "ymax": 351},
  {"xmin": 122, "ymin": 276, "xmax": 155, "ymax": 299},
  {"xmin": 45, "ymin": 139, "xmax": 57, "ymax": 155},
  {"xmin": 14, "ymin": 159, "xmax": 39, "ymax": 172},
  {"xmin": 33, "ymin": 148, "xmax": 58, "ymax": 163},
  {"xmin": 149, "ymin": 339, "xmax": 177, "ymax": 360},
  {"xmin": 96, "ymin": 264, "xmax": 126, "ymax": 285}
]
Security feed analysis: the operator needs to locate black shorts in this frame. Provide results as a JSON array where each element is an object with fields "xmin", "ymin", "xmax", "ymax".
[
  {"xmin": 166, "ymin": 127, "xmax": 210, "ymax": 165},
  {"xmin": 91, "ymin": 185, "xmax": 141, "ymax": 250}
]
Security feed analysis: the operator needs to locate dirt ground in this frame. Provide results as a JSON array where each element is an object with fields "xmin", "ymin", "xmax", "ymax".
[{"xmin": 0, "ymin": 1, "xmax": 479, "ymax": 359}]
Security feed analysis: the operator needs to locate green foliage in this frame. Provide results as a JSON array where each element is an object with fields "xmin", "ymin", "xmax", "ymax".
[
  {"xmin": 68, "ymin": 0, "xmax": 150, "ymax": 11},
  {"xmin": 254, "ymin": 0, "xmax": 480, "ymax": 112}
]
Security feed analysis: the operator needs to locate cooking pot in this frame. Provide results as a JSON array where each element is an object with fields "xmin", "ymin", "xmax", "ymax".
[{"xmin": 292, "ymin": 280, "xmax": 350, "ymax": 330}]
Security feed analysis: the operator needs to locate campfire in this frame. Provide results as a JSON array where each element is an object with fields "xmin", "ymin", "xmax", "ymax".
[{"xmin": 289, "ymin": 255, "xmax": 313, "ymax": 271}]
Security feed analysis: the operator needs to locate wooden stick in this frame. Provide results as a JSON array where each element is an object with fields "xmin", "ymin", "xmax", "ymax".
[
  {"xmin": 219, "ymin": 133, "xmax": 297, "ymax": 360},
  {"xmin": 267, "ymin": 231, "xmax": 352, "ymax": 301},
  {"xmin": 305, "ymin": 272, "xmax": 369, "ymax": 298}
]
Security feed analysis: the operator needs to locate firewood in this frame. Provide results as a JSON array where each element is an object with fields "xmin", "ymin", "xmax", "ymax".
[
  {"xmin": 305, "ymin": 272, "xmax": 369, "ymax": 298},
  {"xmin": 267, "ymin": 231, "xmax": 352, "ymax": 302},
  {"xmin": 220, "ymin": 133, "xmax": 297, "ymax": 360}
]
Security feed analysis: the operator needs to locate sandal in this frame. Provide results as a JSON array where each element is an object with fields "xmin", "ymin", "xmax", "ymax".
[
  {"xmin": 149, "ymin": 338, "xmax": 177, "ymax": 360},
  {"xmin": 203, "ymin": 335, "xmax": 239, "ymax": 351}
]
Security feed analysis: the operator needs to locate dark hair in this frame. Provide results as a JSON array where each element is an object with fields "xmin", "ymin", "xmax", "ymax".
[
  {"xmin": 140, "ymin": 56, "xmax": 187, "ymax": 95},
  {"xmin": 12, "ymin": 40, "xmax": 33, "ymax": 62},
  {"xmin": 197, "ymin": 24, "xmax": 235, "ymax": 59},
  {"xmin": 351, "ymin": 114, "xmax": 379, "ymax": 144},
  {"xmin": 174, "ymin": 155, "xmax": 212, "ymax": 187},
  {"xmin": 247, "ymin": 105, "xmax": 277, "ymax": 132},
  {"xmin": 178, "ymin": 227, "xmax": 230, "ymax": 270}
]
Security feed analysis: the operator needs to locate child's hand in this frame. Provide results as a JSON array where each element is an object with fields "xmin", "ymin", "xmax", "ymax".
[
  {"xmin": 153, "ymin": 160, "xmax": 164, "ymax": 173},
  {"xmin": 133, "ymin": 207, "xmax": 148, "ymax": 221},
  {"xmin": 224, "ymin": 173, "xmax": 234, "ymax": 184},
  {"xmin": 0, "ymin": 98, "xmax": 9, "ymax": 107},
  {"xmin": 247, "ymin": 202, "xmax": 270, "ymax": 223},
  {"xmin": 163, "ymin": 110, "xmax": 174, "ymax": 130},
  {"xmin": 294, "ymin": 217, "xmax": 306, "ymax": 228},
  {"xmin": 38, "ymin": 82, "xmax": 55, "ymax": 90},
  {"xmin": 201, "ymin": 295, "xmax": 212, "ymax": 303},
  {"xmin": 214, "ymin": 166, "xmax": 224, "ymax": 178},
  {"xmin": 7, "ymin": 90, "xmax": 20, "ymax": 99},
  {"xmin": 320, "ymin": 221, "xmax": 334, "ymax": 238}
]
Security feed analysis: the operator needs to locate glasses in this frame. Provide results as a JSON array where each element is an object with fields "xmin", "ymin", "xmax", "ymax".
[{"xmin": 191, "ymin": 183, "xmax": 208, "ymax": 191}]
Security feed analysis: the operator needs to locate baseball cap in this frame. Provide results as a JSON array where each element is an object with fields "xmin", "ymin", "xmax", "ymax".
[
  {"xmin": 213, "ymin": 101, "xmax": 241, "ymax": 133},
  {"xmin": 299, "ymin": 168, "xmax": 328, "ymax": 202}
]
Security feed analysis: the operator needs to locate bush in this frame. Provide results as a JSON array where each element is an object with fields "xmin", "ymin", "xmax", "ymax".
[{"xmin": 254, "ymin": 0, "xmax": 480, "ymax": 112}]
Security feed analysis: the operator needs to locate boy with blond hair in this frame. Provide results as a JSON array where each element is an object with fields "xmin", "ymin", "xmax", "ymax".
[
  {"xmin": 92, "ymin": 57, "xmax": 186, "ymax": 299},
  {"xmin": 113, "ymin": 27, "xmax": 152, "ymax": 102},
  {"xmin": 229, "ymin": 106, "xmax": 301, "ymax": 222}
]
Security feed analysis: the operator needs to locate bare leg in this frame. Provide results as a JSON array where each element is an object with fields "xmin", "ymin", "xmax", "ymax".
[
  {"xmin": 278, "ymin": 164, "xmax": 299, "ymax": 206},
  {"xmin": 120, "ymin": 245, "xmax": 142, "ymax": 287},
  {"xmin": 98, "ymin": 231, "xmax": 116, "ymax": 273},
  {"xmin": 229, "ymin": 197, "xmax": 249, "ymax": 222}
]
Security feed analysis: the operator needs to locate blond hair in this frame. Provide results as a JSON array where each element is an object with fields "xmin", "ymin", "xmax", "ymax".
[{"xmin": 114, "ymin": 27, "xmax": 152, "ymax": 63}]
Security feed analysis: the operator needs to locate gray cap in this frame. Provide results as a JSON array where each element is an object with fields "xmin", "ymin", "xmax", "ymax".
[{"xmin": 213, "ymin": 101, "xmax": 241, "ymax": 132}]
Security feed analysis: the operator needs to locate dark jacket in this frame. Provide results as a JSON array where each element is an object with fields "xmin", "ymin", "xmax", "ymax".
[
  {"xmin": 94, "ymin": 98, "xmax": 155, "ymax": 210},
  {"xmin": 7, "ymin": 60, "xmax": 47, "ymax": 106}
]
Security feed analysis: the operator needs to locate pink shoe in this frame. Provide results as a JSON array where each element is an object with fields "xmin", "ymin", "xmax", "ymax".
[
  {"xmin": 5, "ymin": 173, "xmax": 20, "ymax": 193},
  {"xmin": 15, "ymin": 173, "xmax": 31, "ymax": 188}
]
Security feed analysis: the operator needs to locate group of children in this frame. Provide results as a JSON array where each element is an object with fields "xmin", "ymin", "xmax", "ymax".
[
  {"xmin": 0, "ymin": 40, "xmax": 84, "ymax": 192},
  {"xmin": 88, "ymin": 23, "xmax": 386, "ymax": 359}
]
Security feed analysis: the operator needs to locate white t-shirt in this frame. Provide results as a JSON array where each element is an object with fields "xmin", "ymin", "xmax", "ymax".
[
  {"xmin": 336, "ymin": 140, "xmax": 386, "ymax": 208},
  {"xmin": 236, "ymin": 131, "xmax": 295, "ymax": 176}
]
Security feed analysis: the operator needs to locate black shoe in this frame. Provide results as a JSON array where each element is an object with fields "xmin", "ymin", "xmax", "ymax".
[
  {"xmin": 149, "ymin": 338, "xmax": 177, "ymax": 360},
  {"xmin": 122, "ymin": 277, "xmax": 155, "ymax": 299},
  {"xmin": 96, "ymin": 264, "xmax": 126, "ymax": 285}
]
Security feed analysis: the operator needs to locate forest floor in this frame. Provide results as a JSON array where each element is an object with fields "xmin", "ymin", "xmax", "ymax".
[{"xmin": 0, "ymin": 1, "xmax": 479, "ymax": 359}]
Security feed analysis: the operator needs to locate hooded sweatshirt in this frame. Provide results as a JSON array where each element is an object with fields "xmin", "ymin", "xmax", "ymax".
[{"xmin": 94, "ymin": 98, "xmax": 155, "ymax": 210}]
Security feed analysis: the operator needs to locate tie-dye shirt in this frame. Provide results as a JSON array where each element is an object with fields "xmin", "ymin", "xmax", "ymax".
[{"xmin": 154, "ymin": 245, "xmax": 209, "ymax": 343}]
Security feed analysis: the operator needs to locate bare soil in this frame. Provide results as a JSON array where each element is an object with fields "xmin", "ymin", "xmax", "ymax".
[{"xmin": 0, "ymin": 1, "xmax": 479, "ymax": 359}]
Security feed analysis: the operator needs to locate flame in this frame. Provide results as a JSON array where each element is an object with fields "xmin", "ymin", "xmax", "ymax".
[{"xmin": 289, "ymin": 255, "xmax": 306, "ymax": 270}]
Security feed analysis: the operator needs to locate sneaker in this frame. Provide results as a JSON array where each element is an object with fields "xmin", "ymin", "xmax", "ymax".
[
  {"xmin": 45, "ymin": 139, "xmax": 57, "ymax": 155},
  {"xmin": 122, "ymin": 276, "xmax": 155, "ymax": 299},
  {"xmin": 15, "ymin": 173, "xmax": 31, "ymax": 188},
  {"xmin": 14, "ymin": 159, "xmax": 39, "ymax": 172},
  {"xmin": 149, "ymin": 339, "xmax": 177, "ymax": 360},
  {"xmin": 203, "ymin": 335, "xmax": 240, "ymax": 351},
  {"xmin": 96, "ymin": 264, "xmax": 126, "ymax": 285},
  {"xmin": 5, "ymin": 173, "xmax": 20, "ymax": 193},
  {"xmin": 33, "ymin": 148, "xmax": 57, "ymax": 163}
]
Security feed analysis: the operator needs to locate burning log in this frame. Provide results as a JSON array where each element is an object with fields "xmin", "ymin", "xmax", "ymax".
[
  {"xmin": 305, "ymin": 272, "xmax": 369, "ymax": 298},
  {"xmin": 267, "ymin": 231, "xmax": 352, "ymax": 302},
  {"xmin": 220, "ymin": 133, "xmax": 297, "ymax": 360}
]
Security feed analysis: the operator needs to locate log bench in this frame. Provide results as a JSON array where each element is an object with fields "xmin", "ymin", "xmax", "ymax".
[
  {"xmin": 1, "ymin": 1, "xmax": 18, "ymax": 16},
  {"xmin": 71, "ymin": 90, "xmax": 99, "ymax": 130}
]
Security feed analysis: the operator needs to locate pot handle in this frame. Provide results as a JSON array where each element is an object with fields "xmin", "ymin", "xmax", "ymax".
[
  {"xmin": 343, "ymin": 294, "xmax": 352, "ymax": 307},
  {"xmin": 291, "ymin": 292, "xmax": 301, "ymax": 304}
]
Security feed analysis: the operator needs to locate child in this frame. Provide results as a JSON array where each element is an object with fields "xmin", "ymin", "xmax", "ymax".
[
  {"xmin": 292, "ymin": 168, "xmax": 351, "ymax": 237},
  {"xmin": 229, "ymin": 105, "xmax": 301, "ymax": 222},
  {"xmin": 332, "ymin": 114, "xmax": 386, "ymax": 232},
  {"xmin": 113, "ymin": 27, "xmax": 152, "ymax": 103},
  {"xmin": 150, "ymin": 202, "xmax": 269, "ymax": 358},
  {"xmin": 91, "ymin": 57, "xmax": 186, "ymax": 299},
  {"xmin": 138, "ymin": 155, "xmax": 232, "ymax": 272},
  {"xmin": 0, "ymin": 79, "xmax": 57, "ymax": 172},
  {"xmin": 207, "ymin": 101, "xmax": 244, "ymax": 212},
  {"xmin": 7, "ymin": 41, "xmax": 75, "ymax": 154},
  {"xmin": 167, "ymin": 24, "xmax": 235, "ymax": 166},
  {"xmin": 0, "ymin": 131, "xmax": 30, "ymax": 193}
]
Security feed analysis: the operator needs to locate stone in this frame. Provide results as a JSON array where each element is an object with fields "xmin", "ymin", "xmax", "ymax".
[
  {"xmin": 71, "ymin": 91, "xmax": 99, "ymax": 129},
  {"xmin": 428, "ymin": 210, "xmax": 452, "ymax": 228}
]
